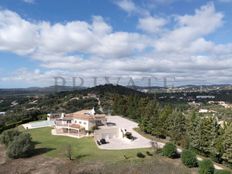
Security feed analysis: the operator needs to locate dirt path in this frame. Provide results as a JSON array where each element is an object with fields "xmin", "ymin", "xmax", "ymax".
[{"xmin": 0, "ymin": 145, "xmax": 6, "ymax": 165}]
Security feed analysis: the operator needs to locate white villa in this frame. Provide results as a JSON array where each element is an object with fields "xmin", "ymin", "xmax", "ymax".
[
  {"xmin": 48, "ymin": 108, "xmax": 107, "ymax": 137},
  {"xmin": 23, "ymin": 109, "xmax": 152, "ymax": 150}
]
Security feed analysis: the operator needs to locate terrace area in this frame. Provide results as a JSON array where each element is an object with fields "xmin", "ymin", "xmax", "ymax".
[{"xmin": 94, "ymin": 116, "xmax": 162, "ymax": 150}]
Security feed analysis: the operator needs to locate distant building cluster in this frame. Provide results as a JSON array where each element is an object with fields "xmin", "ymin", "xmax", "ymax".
[
  {"xmin": 208, "ymin": 101, "xmax": 232, "ymax": 109},
  {"xmin": 196, "ymin": 95, "xmax": 215, "ymax": 99},
  {"xmin": 0, "ymin": 112, "xmax": 6, "ymax": 116},
  {"xmin": 198, "ymin": 109, "xmax": 216, "ymax": 113}
]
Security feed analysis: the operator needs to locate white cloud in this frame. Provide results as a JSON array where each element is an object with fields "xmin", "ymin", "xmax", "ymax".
[
  {"xmin": 115, "ymin": 0, "xmax": 149, "ymax": 16},
  {"xmin": 115, "ymin": 0, "xmax": 137, "ymax": 13},
  {"xmin": 0, "ymin": 10, "xmax": 148, "ymax": 61},
  {"xmin": 177, "ymin": 2, "xmax": 223, "ymax": 35},
  {"xmin": 92, "ymin": 16, "xmax": 112, "ymax": 35},
  {"xmin": 218, "ymin": 0, "xmax": 232, "ymax": 3},
  {"xmin": 89, "ymin": 32, "xmax": 149, "ymax": 57},
  {"xmin": 22, "ymin": 0, "xmax": 35, "ymax": 4},
  {"xmin": 0, "ymin": 10, "xmax": 38, "ymax": 55},
  {"xmin": 137, "ymin": 16, "xmax": 167, "ymax": 33},
  {"xmin": 148, "ymin": 0, "xmax": 179, "ymax": 5},
  {"xmin": 155, "ymin": 3, "xmax": 224, "ymax": 53},
  {"xmin": 35, "ymin": 19, "xmax": 149, "ymax": 60},
  {"xmin": 1, "ymin": 3, "xmax": 232, "ymax": 86}
]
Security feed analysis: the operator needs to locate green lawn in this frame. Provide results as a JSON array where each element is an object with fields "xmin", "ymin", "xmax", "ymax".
[
  {"xmin": 21, "ymin": 127, "xmax": 151, "ymax": 163},
  {"xmin": 15, "ymin": 126, "xmax": 195, "ymax": 174}
]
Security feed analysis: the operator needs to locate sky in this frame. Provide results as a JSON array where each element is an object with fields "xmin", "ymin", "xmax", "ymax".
[{"xmin": 0, "ymin": 0, "xmax": 232, "ymax": 88}]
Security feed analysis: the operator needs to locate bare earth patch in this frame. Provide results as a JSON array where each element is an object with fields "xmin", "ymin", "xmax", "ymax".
[
  {"xmin": 0, "ymin": 145, "xmax": 6, "ymax": 165},
  {"xmin": 0, "ymin": 154, "xmax": 197, "ymax": 174},
  {"xmin": 0, "ymin": 155, "xmax": 66, "ymax": 174}
]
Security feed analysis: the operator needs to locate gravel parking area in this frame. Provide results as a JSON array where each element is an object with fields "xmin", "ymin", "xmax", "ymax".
[
  {"xmin": 96, "ymin": 116, "xmax": 164, "ymax": 150},
  {"xmin": 97, "ymin": 116, "xmax": 223, "ymax": 169}
]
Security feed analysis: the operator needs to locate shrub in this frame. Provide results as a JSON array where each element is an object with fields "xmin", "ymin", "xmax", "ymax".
[
  {"xmin": 36, "ymin": 114, "xmax": 48, "ymax": 120},
  {"xmin": 123, "ymin": 154, "xmax": 129, "ymax": 159},
  {"xmin": 181, "ymin": 149, "xmax": 198, "ymax": 168},
  {"xmin": 214, "ymin": 170, "xmax": 231, "ymax": 174},
  {"xmin": 199, "ymin": 159, "xmax": 214, "ymax": 174},
  {"xmin": 65, "ymin": 144, "xmax": 73, "ymax": 160},
  {"xmin": 7, "ymin": 133, "xmax": 34, "ymax": 159},
  {"xmin": 156, "ymin": 148, "xmax": 163, "ymax": 155},
  {"xmin": 210, "ymin": 153, "xmax": 223, "ymax": 164},
  {"xmin": 146, "ymin": 151, "xmax": 153, "ymax": 156},
  {"xmin": 162, "ymin": 143, "xmax": 177, "ymax": 158},
  {"xmin": 0, "ymin": 129, "xmax": 21, "ymax": 146},
  {"xmin": 125, "ymin": 132, "xmax": 133, "ymax": 139},
  {"xmin": 137, "ymin": 152, "xmax": 145, "ymax": 158}
]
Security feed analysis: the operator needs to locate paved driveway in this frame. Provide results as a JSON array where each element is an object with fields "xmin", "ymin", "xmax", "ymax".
[
  {"xmin": 96, "ymin": 116, "xmax": 224, "ymax": 170},
  {"xmin": 96, "ymin": 116, "xmax": 164, "ymax": 150}
]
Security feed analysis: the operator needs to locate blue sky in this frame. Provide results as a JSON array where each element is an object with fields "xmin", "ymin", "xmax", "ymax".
[{"xmin": 0, "ymin": 0, "xmax": 232, "ymax": 88}]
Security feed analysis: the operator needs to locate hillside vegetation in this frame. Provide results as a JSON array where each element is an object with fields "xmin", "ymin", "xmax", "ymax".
[{"xmin": 1, "ymin": 84, "xmax": 232, "ymax": 170}]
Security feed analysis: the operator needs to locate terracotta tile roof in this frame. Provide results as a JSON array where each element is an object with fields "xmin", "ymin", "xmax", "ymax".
[
  {"xmin": 73, "ymin": 110, "xmax": 92, "ymax": 115},
  {"xmin": 65, "ymin": 113, "xmax": 95, "ymax": 121},
  {"xmin": 62, "ymin": 110, "xmax": 107, "ymax": 121},
  {"xmin": 94, "ymin": 115, "xmax": 107, "ymax": 121},
  {"xmin": 57, "ymin": 118, "xmax": 72, "ymax": 121}
]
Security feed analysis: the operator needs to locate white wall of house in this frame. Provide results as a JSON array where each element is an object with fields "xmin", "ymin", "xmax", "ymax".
[
  {"xmin": 62, "ymin": 120, "xmax": 70, "ymax": 124},
  {"xmin": 94, "ymin": 127, "xmax": 122, "ymax": 140},
  {"xmin": 199, "ymin": 109, "xmax": 208, "ymax": 113},
  {"xmin": 88, "ymin": 121, "xmax": 95, "ymax": 130},
  {"xmin": 47, "ymin": 114, "xmax": 51, "ymax": 121},
  {"xmin": 0, "ymin": 112, "xmax": 6, "ymax": 115},
  {"xmin": 72, "ymin": 118, "xmax": 95, "ymax": 131}
]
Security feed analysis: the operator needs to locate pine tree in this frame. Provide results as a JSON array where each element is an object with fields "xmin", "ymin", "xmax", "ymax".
[
  {"xmin": 139, "ymin": 100, "xmax": 156, "ymax": 134},
  {"xmin": 137, "ymin": 97, "xmax": 149, "ymax": 118},
  {"xmin": 168, "ymin": 111, "xmax": 187, "ymax": 146},
  {"xmin": 222, "ymin": 124, "xmax": 232, "ymax": 163},
  {"xmin": 127, "ymin": 95, "xmax": 139, "ymax": 119},
  {"xmin": 188, "ymin": 116, "xmax": 219, "ymax": 155},
  {"xmin": 152, "ymin": 106, "xmax": 172, "ymax": 138}
]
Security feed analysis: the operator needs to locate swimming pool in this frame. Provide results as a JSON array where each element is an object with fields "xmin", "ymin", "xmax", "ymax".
[{"xmin": 23, "ymin": 120, "xmax": 55, "ymax": 129}]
